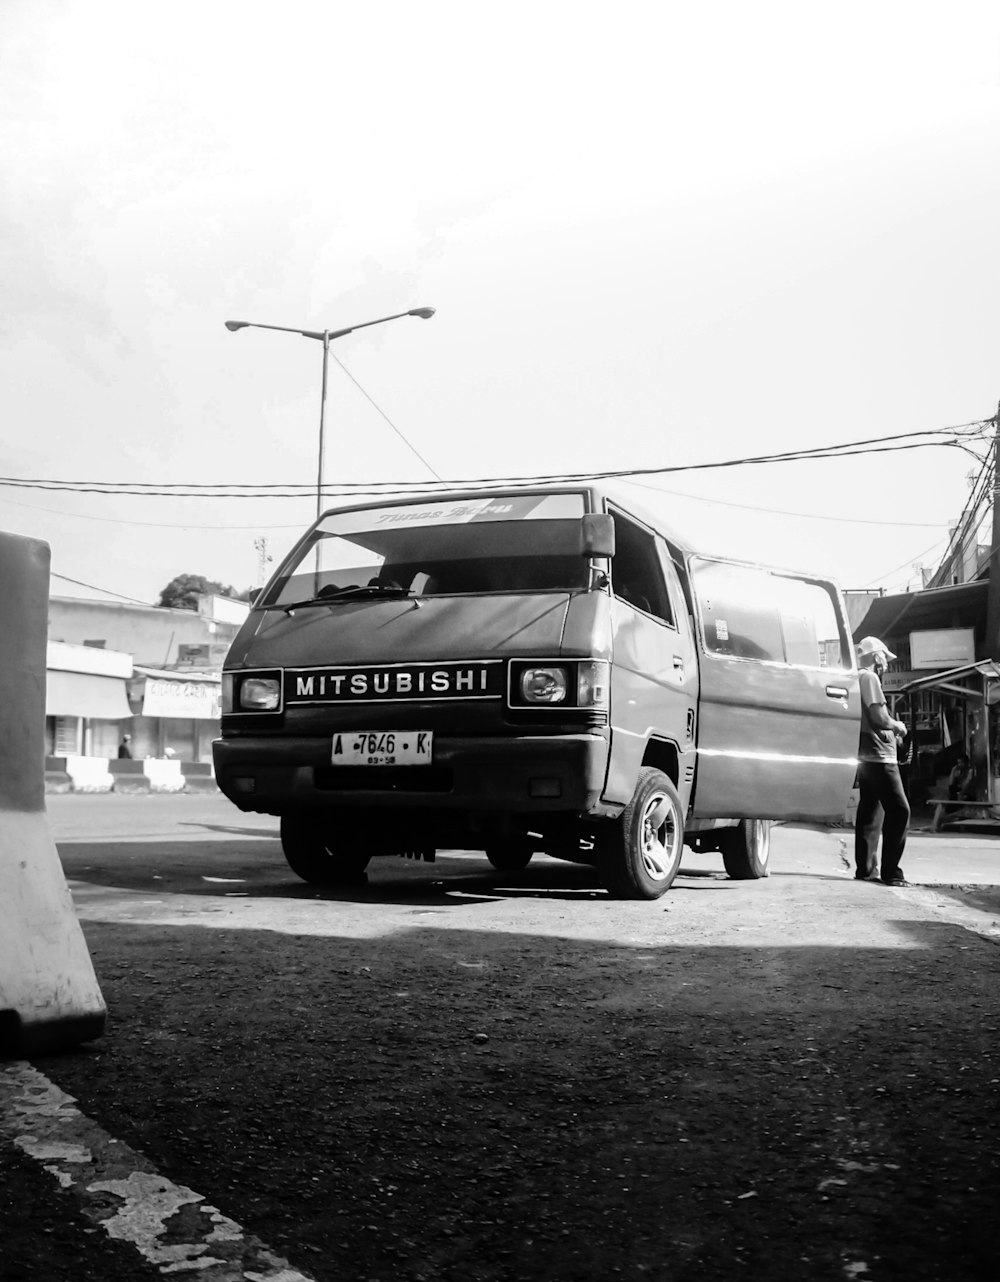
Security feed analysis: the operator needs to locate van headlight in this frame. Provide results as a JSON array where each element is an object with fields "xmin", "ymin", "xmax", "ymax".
[
  {"xmin": 225, "ymin": 671, "xmax": 282, "ymax": 713},
  {"xmin": 509, "ymin": 660, "xmax": 609, "ymax": 710},
  {"xmin": 521, "ymin": 666, "xmax": 568, "ymax": 704}
]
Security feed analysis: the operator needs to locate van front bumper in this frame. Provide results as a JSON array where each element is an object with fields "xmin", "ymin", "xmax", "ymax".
[{"xmin": 212, "ymin": 733, "xmax": 609, "ymax": 815}]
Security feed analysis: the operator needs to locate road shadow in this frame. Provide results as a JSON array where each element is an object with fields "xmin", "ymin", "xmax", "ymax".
[
  {"xmin": 57, "ymin": 837, "xmax": 598, "ymax": 905},
  {"xmin": 57, "ymin": 838, "xmax": 756, "ymax": 905},
  {"xmin": 18, "ymin": 910, "xmax": 1000, "ymax": 1282},
  {"xmin": 177, "ymin": 821, "xmax": 281, "ymax": 838}
]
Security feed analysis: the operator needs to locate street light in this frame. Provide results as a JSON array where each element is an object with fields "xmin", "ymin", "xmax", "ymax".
[{"xmin": 224, "ymin": 307, "xmax": 436, "ymax": 519}]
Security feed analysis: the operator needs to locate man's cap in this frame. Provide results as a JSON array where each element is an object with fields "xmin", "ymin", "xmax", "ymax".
[{"xmin": 856, "ymin": 636, "xmax": 896, "ymax": 661}]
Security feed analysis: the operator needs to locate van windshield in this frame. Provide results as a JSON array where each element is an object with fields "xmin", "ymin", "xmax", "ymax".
[{"xmin": 260, "ymin": 493, "xmax": 591, "ymax": 607}]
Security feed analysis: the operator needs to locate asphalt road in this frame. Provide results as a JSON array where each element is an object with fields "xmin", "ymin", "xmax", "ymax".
[{"xmin": 2, "ymin": 794, "xmax": 1000, "ymax": 1281}]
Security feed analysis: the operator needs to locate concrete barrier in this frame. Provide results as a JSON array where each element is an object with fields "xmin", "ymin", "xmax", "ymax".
[
  {"xmin": 143, "ymin": 758, "xmax": 185, "ymax": 793},
  {"xmin": 44, "ymin": 757, "xmax": 73, "ymax": 794},
  {"xmin": 0, "ymin": 532, "xmax": 106, "ymax": 1057},
  {"xmin": 64, "ymin": 754, "xmax": 113, "ymax": 793},
  {"xmin": 44, "ymin": 758, "xmax": 220, "ymax": 795},
  {"xmin": 181, "ymin": 761, "xmax": 219, "ymax": 793},
  {"xmin": 109, "ymin": 759, "xmax": 152, "ymax": 793}
]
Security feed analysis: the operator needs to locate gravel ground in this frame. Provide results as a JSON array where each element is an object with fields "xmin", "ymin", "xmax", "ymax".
[{"xmin": 3, "ymin": 803, "xmax": 1000, "ymax": 1281}]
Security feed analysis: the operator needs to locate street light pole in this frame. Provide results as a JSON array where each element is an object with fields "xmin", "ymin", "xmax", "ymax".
[
  {"xmin": 224, "ymin": 307, "xmax": 436, "ymax": 519},
  {"xmin": 986, "ymin": 401, "xmax": 1000, "ymax": 659},
  {"xmin": 317, "ymin": 330, "xmax": 330, "ymax": 523}
]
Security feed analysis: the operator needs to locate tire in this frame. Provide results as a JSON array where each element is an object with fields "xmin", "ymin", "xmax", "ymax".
[
  {"xmin": 279, "ymin": 814, "xmax": 372, "ymax": 885},
  {"xmin": 601, "ymin": 767, "xmax": 685, "ymax": 900},
  {"xmin": 719, "ymin": 819, "xmax": 772, "ymax": 879},
  {"xmin": 484, "ymin": 839, "xmax": 535, "ymax": 871}
]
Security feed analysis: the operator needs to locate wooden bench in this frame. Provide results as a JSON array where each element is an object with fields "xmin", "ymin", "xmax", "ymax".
[{"xmin": 930, "ymin": 799, "xmax": 1000, "ymax": 832}]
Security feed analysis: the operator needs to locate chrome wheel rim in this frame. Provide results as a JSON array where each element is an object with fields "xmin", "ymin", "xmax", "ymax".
[
  {"xmin": 639, "ymin": 791, "xmax": 682, "ymax": 882},
  {"xmin": 750, "ymin": 819, "xmax": 771, "ymax": 869}
]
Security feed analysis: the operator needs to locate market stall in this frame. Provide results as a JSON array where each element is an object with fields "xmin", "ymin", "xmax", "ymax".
[{"xmin": 896, "ymin": 660, "xmax": 1000, "ymax": 829}]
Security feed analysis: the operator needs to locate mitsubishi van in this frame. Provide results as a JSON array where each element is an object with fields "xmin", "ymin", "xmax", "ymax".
[{"xmin": 213, "ymin": 486, "xmax": 860, "ymax": 898}]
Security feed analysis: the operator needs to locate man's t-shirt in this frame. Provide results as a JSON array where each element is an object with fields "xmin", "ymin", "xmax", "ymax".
[{"xmin": 858, "ymin": 668, "xmax": 897, "ymax": 763}]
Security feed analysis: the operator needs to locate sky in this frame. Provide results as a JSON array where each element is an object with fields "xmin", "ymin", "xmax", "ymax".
[{"xmin": 2, "ymin": 0, "xmax": 1000, "ymax": 606}]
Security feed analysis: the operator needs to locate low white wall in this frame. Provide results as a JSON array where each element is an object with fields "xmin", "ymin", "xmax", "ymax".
[
  {"xmin": 142, "ymin": 759, "xmax": 185, "ymax": 793},
  {"xmin": 64, "ymin": 755, "xmax": 114, "ymax": 793},
  {"xmin": 56, "ymin": 756, "xmax": 214, "ymax": 794}
]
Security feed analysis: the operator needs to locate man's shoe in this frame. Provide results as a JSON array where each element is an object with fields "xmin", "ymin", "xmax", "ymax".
[
  {"xmin": 881, "ymin": 878, "xmax": 913, "ymax": 887},
  {"xmin": 855, "ymin": 874, "xmax": 880, "ymax": 882}
]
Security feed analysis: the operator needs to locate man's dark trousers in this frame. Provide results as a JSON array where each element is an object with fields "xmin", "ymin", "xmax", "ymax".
[{"xmin": 855, "ymin": 760, "xmax": 910, "ymax": 882}]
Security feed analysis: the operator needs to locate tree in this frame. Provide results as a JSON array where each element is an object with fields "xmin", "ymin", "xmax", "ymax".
[{"xmin": 157, "ymin": 574, "xmax": 239, "ymax": 611}]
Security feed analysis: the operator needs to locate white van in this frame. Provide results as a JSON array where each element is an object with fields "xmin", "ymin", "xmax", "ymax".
[{"xmin": 214, "ymin": 485, "xmax": 859, "ymax": 898}]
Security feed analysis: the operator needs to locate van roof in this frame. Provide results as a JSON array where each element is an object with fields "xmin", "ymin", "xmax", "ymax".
[
  {"xmin": 312, "ymin": 481, "xmax": 834, "ymax": 581},
  {"xmin": 315, "ymin": 480, "xmax": 701, "ymax": 555}
]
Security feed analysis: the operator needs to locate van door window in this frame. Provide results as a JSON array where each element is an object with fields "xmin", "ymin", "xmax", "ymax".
[
  {"xmin": 691, "ymin": 559, "xmax": 849, "ymax": 668},
  {"xmin": 609, "ymin": 511, "xmax": 674, "ymax": 625},
  {"xmin": 775, "ymin": 575, "xmax": 849, "ymax": 668}
]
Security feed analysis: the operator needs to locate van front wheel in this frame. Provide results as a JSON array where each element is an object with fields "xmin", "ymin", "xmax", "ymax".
[
  {"xmin": 602, "ymin": 768, "xmax": 684, "ymax": 900},
  {"xmin": 280, "ymin": 814, "xmax": 372, "ymax": 885},
  {"xmin": 720, "ymin": 819, "xmax": 772, "ymax": 879}
]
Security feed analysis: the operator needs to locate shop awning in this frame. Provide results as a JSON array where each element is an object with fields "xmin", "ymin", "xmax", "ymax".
[
  {"xmin": 46, "ymin": 669, "xmax": 132, "ymax": 720},
  {"xmin": 853, "ymin": 580, "xmax": 988, "ymax": 640},
  {"xmin": 898, "ymin": 660, "xmax": 1000, "ymax": 700}
]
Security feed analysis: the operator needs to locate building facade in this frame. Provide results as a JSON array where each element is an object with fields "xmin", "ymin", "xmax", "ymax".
[
  {"xmin": 45, "ymin": 640, "xmax": 133, "ymax": 758},
  {"xmin": 849, "ymin": 575, "xmax": 992, "ymax": 806},
  {"xmin": 46, "ymin": 594, "xmax": 247, "ymax": 763}
]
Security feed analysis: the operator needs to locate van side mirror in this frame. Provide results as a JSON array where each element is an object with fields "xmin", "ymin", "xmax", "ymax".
[{"xmin": 580, "ymin": 513, "xmax": 615, "ymax": 558}]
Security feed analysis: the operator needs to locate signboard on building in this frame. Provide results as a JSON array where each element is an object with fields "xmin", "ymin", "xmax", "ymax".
[
  {"xmin": 141, "ymin": 677, "xmax": 221, "ymax": 720},
  {"xmin": 198, "ymin": 594, "xmax": 250, "ymax": 626},
  {"xmin": 177, "ymin": 644, "xmax": 212, "ymax": 666},
  {"xmin": 176, "ymin": 642, "xmax": 231, "ymax": 667},
  {"xmin": 909, "ymin": 628, "xmax": 975, "ymax": 670}
]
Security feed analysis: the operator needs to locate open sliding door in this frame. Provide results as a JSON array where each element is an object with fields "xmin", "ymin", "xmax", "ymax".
[{"xmin": 689, "ymin": 557, "xmax": 860, "ymax": 822}]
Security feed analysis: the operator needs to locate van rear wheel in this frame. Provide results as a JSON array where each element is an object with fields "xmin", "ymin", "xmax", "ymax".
[
  {"xmin": 602, "ymin": 768, "xmax": 684, "ymax": 900},
  {"xmin": 280, "ymin": 814, "xmax": 372, "ymax": 885},
  {"xmin": 720, "ymin": 819, "xmax": 772, "ymax": 879}
]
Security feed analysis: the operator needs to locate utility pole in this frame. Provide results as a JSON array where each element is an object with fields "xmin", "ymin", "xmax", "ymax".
[
  {"xmin": 253, "ymin": 536, "xmax": 273, "ymax": 588},
  {"xmin": 986, "ymin": 402, "xmax": 1000, "ymax": 660}
]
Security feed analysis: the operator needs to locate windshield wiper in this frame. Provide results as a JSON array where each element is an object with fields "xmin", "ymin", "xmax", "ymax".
[{"xmin": 279, "ymin": 584, "xmax": 412, "ymax": 614}]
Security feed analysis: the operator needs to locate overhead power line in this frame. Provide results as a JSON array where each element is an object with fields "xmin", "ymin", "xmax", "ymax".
[
  {"xmin": 50, "ymin": 573, "xmax": 157, "ymax": 605},
  {"xmin": 0, "ymin": 491, "xmax": 304, "ymax": 530},
  {"xmin": 0, "ymin": 421, "xmax": 990, "ymax": 499},
  {"xmin": 0, "ymin": 478, "xmax": 955, "ymax": 534},
  {"xmin": 619, "ymin": 477, "xmax": 951, "ymax": 528},
  {"xmin": 866, "ymin": 535, "xmax": 953, "ymax": 591},
  {"xmin": 925, "ymin": 452, "xmax": 995, "ymax": 587}
]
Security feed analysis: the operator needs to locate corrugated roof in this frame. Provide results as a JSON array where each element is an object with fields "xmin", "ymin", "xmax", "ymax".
[
  {"xmin": 852, "ymin": 580, "xmax": 987, "ymax": 641},
  {"xmin": 898, "ymin": 659, "xmax": 1000, "ymax": 695}
]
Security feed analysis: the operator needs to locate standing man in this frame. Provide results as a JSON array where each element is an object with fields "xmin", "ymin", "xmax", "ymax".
[
  {"xmin": 117, "ymin": 733, "xmax": 132, "ymax": 760},
  {"xmin": 854, "ymin": 636, "xmax": 911, "ymax": 886}
]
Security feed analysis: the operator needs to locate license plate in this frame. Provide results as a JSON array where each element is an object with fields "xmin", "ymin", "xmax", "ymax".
[{"xmin": 331, "ymin": 731, "xmax": 433, "ymax": 766}]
